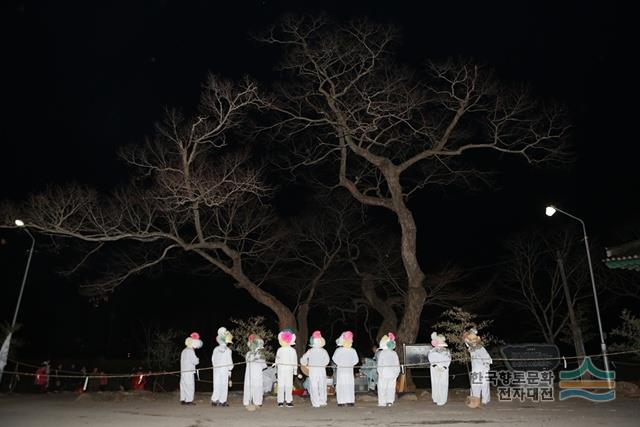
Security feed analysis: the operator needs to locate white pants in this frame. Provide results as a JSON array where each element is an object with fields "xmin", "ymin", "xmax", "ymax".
[
  {"xmin": 308, "ymin": 375, "xmax": 327, "ymax": 407},
  {"xmin": 335, "ymin": 372, "xmax": 355, "ymax": 404},
  {"xmin": 277, "ymin": 380, "xmax": 293, "ymax": 403},
  {"xmin": 212, "ymin": 370, "xmax": 229, "ymax": 403},
  {"xmin": 243, "ymin": 382, "xmax": 263, "ymax": 406},
  {"xmin": 430, "ymin": 366, "xmax": 449, "ymax": 405},
  {"xmin": 377, "ymin": 376, "xmax": 397, "ymax": 406},
  {"xmin": 180, "ymin": 373, "xmax": 195, "ymax": 402},
  {"xmin": 471, "ymin": 371, "xmax": 490, "ymax": 404},
  {"xmin": 277, "ymin": 369, "xmax": 294, "ymax": 403}
]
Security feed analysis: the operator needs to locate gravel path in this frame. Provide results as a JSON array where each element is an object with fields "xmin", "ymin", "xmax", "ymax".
[{"xmin": 1, "ymin": 390, "xmax": 638, "ymax": 426}]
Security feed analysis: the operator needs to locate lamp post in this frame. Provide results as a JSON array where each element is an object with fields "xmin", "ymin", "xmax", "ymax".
[
  {"xmin": 0, "ymin": 220, "xmax": 35, "ymax": 383},
  {"xmin": 11, "ymin": 219, "xmax": 35, "ymax": 329},
  {"xmin": 545, "ymin": 206, "xmax": 612, "ymax": 387}
]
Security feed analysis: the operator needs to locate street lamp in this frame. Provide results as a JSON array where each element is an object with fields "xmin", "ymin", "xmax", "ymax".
[
  {"xmin": 0, "ymin": 220, "xmax": 36, "ymax": 382},
  {"xmin": 12, "ymin": 219, "xmax": 35, "ymax": 328},
  {"xmin": 545, "ymin": 205, "xmax": 612, "ymax": 387}
]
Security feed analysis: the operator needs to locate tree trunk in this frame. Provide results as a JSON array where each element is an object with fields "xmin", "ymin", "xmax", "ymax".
[
  {"xmin": 386, "ymin": 173, "xmax": 427, "ymax": 346},
  {"xmin": 360, "ymin": 273, "xmax": 398, "ymax": 341},
  {"xmin": 234, "ymin": 275, "xmax": 297, "ymax": 331},
  {"xmin": 339, "ymin": 146, "xmax": 427, "ymax": 347},
  {"xmin": 296, "ymin": 303, "xmax": 310, "ymax": 356},
  {"xmin": 386, "ymin": 172, "xmax": 426, "ymax": 393},
  {"xmin": 295, "ymin": 271, "xmax": 326, "ymax": 355},
  {"xmin": 556, "ymin": 252, "xmax": 587, "ymax": 376}
]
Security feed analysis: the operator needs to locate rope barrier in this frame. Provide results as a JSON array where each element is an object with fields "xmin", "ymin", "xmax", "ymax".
[{"xmin": 5, "ymin": 349, "xmax": 639, "ymax": 381}]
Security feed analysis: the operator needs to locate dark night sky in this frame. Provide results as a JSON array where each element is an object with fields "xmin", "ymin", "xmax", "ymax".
[{"xmin": 0, "ymin": 0, "xmax": 637, "ymax": 360}]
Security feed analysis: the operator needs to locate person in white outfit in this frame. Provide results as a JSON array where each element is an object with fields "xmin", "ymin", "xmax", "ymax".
[
  {"xmin": 332, "ymin": 331, "xmax": 359, "ymax": 407},
  {"xmin": 275, "ymin": 329, "xmax": 298, "ymax": 408},
  {"xmin": 180, "ymin": 332, "xmax": 202, "ymax": 405},
  {"xmin": 300, "ymin": 330, "xmax": 330, "ymax": 408},
  {"xmin": 464, "ymin": 328, "xmax": 492, "ymax": 406},
  {"xmin": 428, "ymin": 331, "xmax": 451, "ymax": 406},
  {"xmin": 376, "ymin": 332, "xmax": 400, "ymax": 407},
  {"xmin": 243, "ymin": 334, "xmax": 267, "ymax": 407},
  {"xmin": 211, "ymin": 327, "xmax": 234, "ymax": 407}
]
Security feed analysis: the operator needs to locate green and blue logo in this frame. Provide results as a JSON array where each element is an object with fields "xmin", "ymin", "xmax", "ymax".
[{"xmin": 559, "ymin": 357, "xmax": 615, "ymax": 402}]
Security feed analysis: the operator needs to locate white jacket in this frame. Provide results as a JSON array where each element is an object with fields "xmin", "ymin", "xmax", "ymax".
[
  {"xmin": 469, "ymin": 346, "xmax": 492, "ymax": 373},
  {"xmin": 428, "ymin": 347, "xmax": 451, "ymax": 369},
  {"xmin": 332, "ymin": 347, "xmax": 359, "ymax": 376},
  {"xmin": 376, "ymin": 349, "xmax": 400, "ymax": 379},
  {"xmin": 300, "ymin": 347, "xmax": 330, "ymax": 377},
  {"xmin": 275, "ymin": 346, "xmax": 298, "ymax": 377},
  {"xmin": 181, "ymin": 347, "xmax": 199, "ymax": 374},
  {"xmin": 212, "ymin": 345, "xmax": 233, "ymax": 375}
]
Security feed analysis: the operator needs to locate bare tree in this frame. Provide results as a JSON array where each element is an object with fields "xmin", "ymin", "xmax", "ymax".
[
  {"xmin": 347, "ymin": 231, "xmax": 469, "ymax": 343},
  {"xmin": 1, "ymin": 75, "xmax": 299, "ymax": 331},
  {"xmin": 260, "ymin": 16, "xmax": 570, "ymax": 347},
  {"xmin": 347, "ymin": 241, "xmax": 403, "ymax": 342},
  {"xmin": 501, "ymin": 230, "xmax": 590, "ymax": 346},
  {"xmin": 256, "ymin": 192, "xmax": 361, "ymax": 353}
]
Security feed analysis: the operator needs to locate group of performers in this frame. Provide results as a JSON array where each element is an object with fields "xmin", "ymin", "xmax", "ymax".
[{"xmin": 179, "ymin": 327, "xmax": 493, "ymax": 408}]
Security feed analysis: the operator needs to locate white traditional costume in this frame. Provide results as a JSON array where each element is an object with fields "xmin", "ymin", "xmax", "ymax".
[
  {"xmin": 243, "ymin": 334, "xmax": 267, "ymax": 407},
  {"xmin": 180, "ymin": 332, "xmax": 202, "ymax": 404},
  {"xmin": 300, "ymin": 330, "xmax": 330, "ymax": 408},
  {"xmin": 464, "ymin": 328, "xmax": 492, "ymax": 406},
  {"xmin": 428, "ymin": 332, "xmax": 451, "ymax": 406},
  {"xmin": 211, "ymin": 327, "xmax": 234, "ymax": 406},
  {"xmin": 275, "ymin": 329, "xmax": 298, "ymax": 407},
  {"xmin": 332, "ymin": 331, "xmax": 359, "ymax": 406},
  {"xmin": 376, "ymin": 333, "xmax": 400, "ymax": 407}
]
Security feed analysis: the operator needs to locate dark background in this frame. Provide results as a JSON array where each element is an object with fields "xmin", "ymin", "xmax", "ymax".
[{"xmin": 0, "ymin": 1, "xmax": 637, "ymax": 362}]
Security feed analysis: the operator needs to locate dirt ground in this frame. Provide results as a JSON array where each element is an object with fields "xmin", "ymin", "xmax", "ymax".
[{"xmin": 1, "ymin": 390, "xmax": 639, "ymax": 427}]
